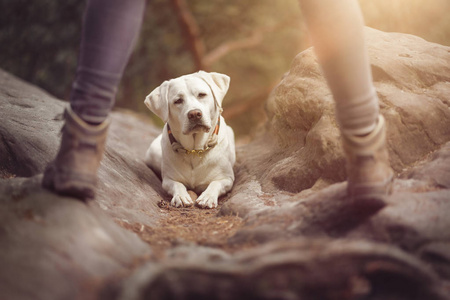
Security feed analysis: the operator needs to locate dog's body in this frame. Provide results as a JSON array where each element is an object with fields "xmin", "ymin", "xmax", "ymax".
[{"xmin": 144, "ymin": 71, "xmax": 235, "ymax": 208}]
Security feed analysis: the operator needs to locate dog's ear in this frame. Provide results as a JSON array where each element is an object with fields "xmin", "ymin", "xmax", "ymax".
[
  {"xmin": 144, "ymin": 81, "xmax": 169, "ymax": 122},
  {"xmin": 195, "ymin": 71, "xmax": 230, "ymax": 109}
]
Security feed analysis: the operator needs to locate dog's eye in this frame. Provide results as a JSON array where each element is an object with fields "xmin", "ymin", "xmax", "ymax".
[
  {"xmin": 198, "ymin": 93, "xmax": 207, "ymax": 98},
  {"xmin": 174, "ymin": 98, "xmax": 183, "ymax": 104}
]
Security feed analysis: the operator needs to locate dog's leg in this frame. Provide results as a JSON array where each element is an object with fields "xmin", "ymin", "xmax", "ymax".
[
  {"xmin": 163, "ymin": 178, "xmax": 194, "ymax": 207},
  {"xmin": 196, "ymin": 178, "xmax": 233, "ymax": 209}
]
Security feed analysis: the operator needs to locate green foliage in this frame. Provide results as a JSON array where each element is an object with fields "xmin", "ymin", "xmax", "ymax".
[{"xmin": 0, "ymin": 0, "xmax": 85, "ymax": 98}]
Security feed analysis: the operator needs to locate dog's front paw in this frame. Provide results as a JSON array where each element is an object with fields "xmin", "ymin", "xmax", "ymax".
[
  {"xmin": 196, "ymin": 192, "xmax": 218, "ymax": 209},
  {"xmin": 171, "ymin": 193, "xmax": 194, "ymax": 208}
]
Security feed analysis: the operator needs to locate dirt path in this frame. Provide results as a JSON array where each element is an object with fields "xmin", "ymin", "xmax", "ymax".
[{"xmin": 116, "ymin": 198, "xmax": 246, "ymax": 258}]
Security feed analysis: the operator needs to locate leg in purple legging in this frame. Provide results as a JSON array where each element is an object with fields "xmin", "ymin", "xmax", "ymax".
[
  {"xmin": 298, "ymin": 0, "xmax": 393, "ymax": 201},
  {"xmin": 70, "ymin": 0, "xmax": 147, "ymax": 124},
  {"xmin": 43, "ymin": 0, "xmax": 147, "ymax": 199}
]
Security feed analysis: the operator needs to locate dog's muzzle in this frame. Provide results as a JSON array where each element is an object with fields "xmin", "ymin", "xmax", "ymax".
[
  {"xmin": 185, "ymin": 109, "xmax": 211, "ymax": 134},
  {"xmin": 185, "ymin": 109, "xmax": 210, "ymax": 134}
]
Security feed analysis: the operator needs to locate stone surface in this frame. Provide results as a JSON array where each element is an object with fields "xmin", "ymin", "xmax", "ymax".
[
  {"xmin": 1, "ymin": 28, "xmax": 450, "ymax": 300},
  {"xmin": 0, "ymin": 176, "xmax": 152, "ymax": 300},
  {"xmin": 407, "ymin": 141, "xmax": 450, "ymax": 189},
  {"xmin": 118, "ymin": 239, "xmax": 448, "ymax": 300},
  {"xmin": 226, "ymin": 27, "xmax": 450, "ymax": 198}
]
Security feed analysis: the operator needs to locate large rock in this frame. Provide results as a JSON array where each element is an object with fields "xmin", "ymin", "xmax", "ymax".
[
  {"xmin": 0, "ymin": 70, "xmax": 161, "ymax": 299},
  {"xmin": 222, "ymin": 27, "xmax": 450, "ymax": 216},
  {"xmin": 0, "ymin": 69, "xmax": 164, "ymax": 226},
  {"xmin": 0, "ymin": 176, "xmax": 152, "ymax": 300},
  {"xmin": 219, "ymin": 28, "xmax": 450, "ymax": 294}
]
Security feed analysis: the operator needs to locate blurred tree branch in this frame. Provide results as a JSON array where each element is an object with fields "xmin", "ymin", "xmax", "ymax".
[
  {"xmin": 204, "ymin": 20, "xmax": 297, "ymax": 68},
  {"xmin": 203, "ymin": 31, "xmax": 263, "ymax": 68},
  {"xmin": 170, "ymin": 0, "xmax": 297, "ymax": 71},
  {"xmin": 169, "ymin": 0, "xmax": 206, "ymax": 70}
]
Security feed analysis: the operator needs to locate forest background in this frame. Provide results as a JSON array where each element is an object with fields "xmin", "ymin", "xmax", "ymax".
[{"xmin": 1, "ymin": 0, "xmax": 449, "ymax": 136}]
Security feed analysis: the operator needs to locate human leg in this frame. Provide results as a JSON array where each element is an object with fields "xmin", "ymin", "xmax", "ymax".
[
  {"xmin": 298, "ymin": 0, "xmax": 393, "ymax": 200},
  {"xmin": 71, "ymin": 0, "xmax": 147, "ymax": 124},
  {"xmin": 43, "ymin": 0, "xmax": 146, "ymax": 199}
]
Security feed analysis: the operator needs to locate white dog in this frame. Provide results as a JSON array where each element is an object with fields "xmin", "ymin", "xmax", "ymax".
[{"xmin": 144, "ymin": 71, "xmax": 235, "ymax": 209}]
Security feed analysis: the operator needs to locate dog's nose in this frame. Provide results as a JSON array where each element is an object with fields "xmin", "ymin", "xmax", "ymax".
[{"xmin": 188, "ymin": 109, "xmax": 202, "ymax": 120}]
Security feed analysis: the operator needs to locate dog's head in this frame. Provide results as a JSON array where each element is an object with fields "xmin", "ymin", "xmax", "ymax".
[{"xmin": 144, "ymin": 71, "xmax": 230, "ymax": 135}]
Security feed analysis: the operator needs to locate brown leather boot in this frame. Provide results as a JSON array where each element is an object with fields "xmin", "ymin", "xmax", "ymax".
[
  {"xmin": 42, "ymin": 106, "xmax": 110, "ymax": 200},
  {"xmin": 343, "ymin": 115, "xmax": 394, "ymax": 202}
]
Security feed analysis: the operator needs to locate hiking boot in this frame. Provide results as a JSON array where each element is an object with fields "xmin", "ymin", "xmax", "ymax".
[
  {"xmin": 343, "ymin": 114, "xmax": 394, "ymax": 203},
  {"xmin": 42, "ymin": 106, "xmax": 110, "ymax": 200}
]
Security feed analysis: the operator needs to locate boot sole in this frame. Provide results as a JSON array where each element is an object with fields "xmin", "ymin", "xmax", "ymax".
[
  {"xmin": 348, "ymin": 172, "xmax": 394, "ymax": 202},
  {"xmin": 42, "ymin": 164, "xmax": 96, "ymax": 200}
]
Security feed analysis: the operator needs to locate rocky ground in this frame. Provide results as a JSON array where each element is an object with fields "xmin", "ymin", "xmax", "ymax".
[{"xmin": 1, "ymin": 28, "xmax": 449, "ymax": 299}]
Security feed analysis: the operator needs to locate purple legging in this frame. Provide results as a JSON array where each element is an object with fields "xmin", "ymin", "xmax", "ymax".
[
  {"xmin": 70, "ymin": 0, "xmax": 146, "ymax": 124},
  {"xmin": 299, "ymin": 0, "xmax": 379, "ymax": 135}
]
